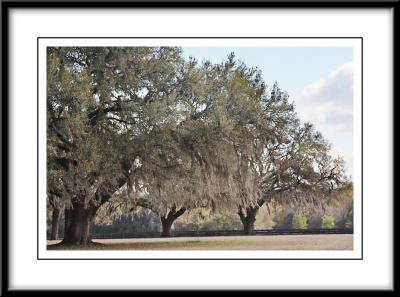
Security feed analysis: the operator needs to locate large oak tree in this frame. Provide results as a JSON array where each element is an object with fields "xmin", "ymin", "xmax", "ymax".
[{"xmin": 47, "ymin": 46, "xmax": 185, "ymax": 244}]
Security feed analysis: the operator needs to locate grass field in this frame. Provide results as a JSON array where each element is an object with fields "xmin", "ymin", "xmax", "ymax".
[{"xmin": 47, "ymin": 234, "xmax": 353, "ymax": 250}]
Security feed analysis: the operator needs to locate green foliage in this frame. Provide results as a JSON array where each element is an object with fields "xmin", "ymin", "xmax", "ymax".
[
  {"xmin": 47, "ymin": 47, "xmax": 186, "ymax": 208},
  {"xmin": 199, "ymin": 214, "xmax": 242, "ymax": 231},
  {"xmin": 321, "ymin": 215, "xmax": 335, "ymax": 229},
  {"xmin": 292, "ymin": 212, "xmax": 308, "ymax": 229},
  {"xmin": 174, "ymin": 211, "xmax": 242, "ymax": 231}
]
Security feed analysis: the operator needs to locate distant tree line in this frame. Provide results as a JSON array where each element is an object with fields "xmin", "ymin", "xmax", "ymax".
[{"xmin": 48, "ymin": 182, "xmax": 352, "ymax": 238}]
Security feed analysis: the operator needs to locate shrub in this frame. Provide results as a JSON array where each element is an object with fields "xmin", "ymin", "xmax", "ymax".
[
  {"xmin": 199, "ymin": 214, "xmax": 241, "ymax": 231},
  {"xmin": 292, "ymin": 212, "xmax": 308, "ymax": 229},
  {"xmin": 321, "ymin": 214, "xmax": 335, "ymax": 229}
]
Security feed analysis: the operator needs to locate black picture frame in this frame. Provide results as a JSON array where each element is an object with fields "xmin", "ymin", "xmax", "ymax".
[{"xmin": 1, "ymin": 0, "xmax": 397, "ymax": 293}]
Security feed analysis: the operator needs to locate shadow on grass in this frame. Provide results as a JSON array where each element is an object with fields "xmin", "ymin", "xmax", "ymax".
[
  {"xmin": 48, "ymin": 240, "xmax": 106, "ymax": 249},
  {"xmin": 47, "ymin": 239, "xmax": 301, "ymax": 250}
]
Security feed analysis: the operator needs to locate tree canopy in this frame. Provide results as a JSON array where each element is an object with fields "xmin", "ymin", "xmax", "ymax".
[{"xmin": 47, "ymin": 46, "xmax": 349, "ymax": 243}]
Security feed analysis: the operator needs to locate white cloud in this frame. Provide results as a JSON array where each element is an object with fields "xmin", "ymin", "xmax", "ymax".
[
  {"xmin": 293, "ymin": 61, "xmax": 353, "ymax": 130},
  {"xmin": 292, "ymin": 61, "xmax": 354, "ymax": 178}
]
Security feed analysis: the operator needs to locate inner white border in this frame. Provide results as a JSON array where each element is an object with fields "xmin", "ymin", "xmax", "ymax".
[{"xmin": 38, "ymin": 37, "xmax": 362, "ymax": 260}]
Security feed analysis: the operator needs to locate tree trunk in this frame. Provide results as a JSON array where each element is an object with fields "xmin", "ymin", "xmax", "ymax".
[
  {"xmin": 238, "ymin": 205, "xmax": 259, "ymax": 235},
  {"xmin": 160, "ymin": 206, "xmax": 186, "ymax": 237},
  {"xmin": 161, "ymin": 218, "xmax": 174, "ymax": 237},
  {"xmin": 62, "ymin": 201, "xmax": 98, "ymax": 245},
  {"xmin": 51, "ymin": 207, "xmax": 61, "ymax": 240},
  {"xmin": 243, "ymin": 219, "xmax": 255, "ymax": 235}
]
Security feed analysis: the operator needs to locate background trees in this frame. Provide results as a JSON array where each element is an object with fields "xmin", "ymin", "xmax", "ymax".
[{"xmin": 47, "ymin": 47, "xmax": 351, "ymax": 243}]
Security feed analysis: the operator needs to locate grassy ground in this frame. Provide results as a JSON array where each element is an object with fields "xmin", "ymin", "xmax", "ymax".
[{"xmin": 47, "ymin": 234, "xmax": 353, "ymax": 250}]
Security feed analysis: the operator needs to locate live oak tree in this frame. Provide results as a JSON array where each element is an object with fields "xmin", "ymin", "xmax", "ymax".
[
  {"xmin": 180, "ymin": 56, "xmax": 342, "ymax": 234},
  {"xmin": 237, "ymin": 118, "xmax": 347, "ymax": 234},
  {"xmin": 201, "ymin": 56, "xmax": 348, "ymax": 234},
  {"xmin": 47, "ymin": 47, "xmax": 185, "ymax": 244},
  {"xmin": 99, "ymin": 55, "xmax": 258, "ymax": 237}
]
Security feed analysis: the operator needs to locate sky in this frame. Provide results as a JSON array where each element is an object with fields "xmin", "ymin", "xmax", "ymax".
[{"xmin": 181, "ymin": 46, "xmax": 354, "ymax": 178}]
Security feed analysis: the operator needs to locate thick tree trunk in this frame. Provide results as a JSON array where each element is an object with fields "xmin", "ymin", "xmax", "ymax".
[
  {"xmin": 160, "ymin": 206, "xmax": 186, "ymax": 237},
  {"xmin": 161, "ymin": 218, "xmax": 174, "ymax": 237},
  {"xmin": 51, "ymin": 207, "xmax": 61, "ymax": 240},
  {"xmin": 62, "ymin": 201, "xmax": 98, "ymax": 245},
  {"xmin": 243, "ymin": 219, "xmax": 255, "ymax": 235},
  {"xmin": 238, "ymin": 205, "xmax": 259, "ymax": 235}
]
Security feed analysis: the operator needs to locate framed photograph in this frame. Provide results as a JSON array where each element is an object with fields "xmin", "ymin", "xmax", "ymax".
[{"xmin": 2, "ymin": 0, "xmax": 396, "ymax": 292}]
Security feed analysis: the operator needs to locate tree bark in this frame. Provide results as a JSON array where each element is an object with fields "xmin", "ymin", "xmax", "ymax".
[
  {"xmin": 160, "ymin": 217, "xmax": 174, "ymax": 237},
  {"xmin": 51, "ymin": 207, "xmax": 61, "ymax": 240},
  {"xmin": 243, "ymin": 218, "xmax": 255, "ymax": 235},
  {"xmin": 62, "ymin": 201, "xmax": 98, "ymax": 245},
  {"xmin": 160, "ymin": 206, "xmax": 186, "ymax": 237},
  {"xmin": 238, "ymin": 205, "xmax": 259, "ymax": 235},
  {"xmin": 59, "ymin": 178, "xmax": 126, "ymax": 245}
]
